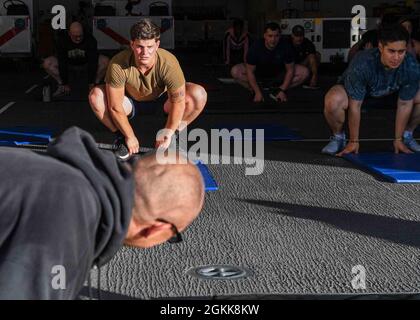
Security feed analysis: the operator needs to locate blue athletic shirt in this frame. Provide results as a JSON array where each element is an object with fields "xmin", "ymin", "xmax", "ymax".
[{"xmin": 339, "ymin": 48, "xmax": 420, "ymax": 101}]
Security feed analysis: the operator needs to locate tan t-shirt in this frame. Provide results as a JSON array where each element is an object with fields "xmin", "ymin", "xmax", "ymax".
[{"xmin": 105, "ymin": 48, "xmax": 185, "ymax": 101}]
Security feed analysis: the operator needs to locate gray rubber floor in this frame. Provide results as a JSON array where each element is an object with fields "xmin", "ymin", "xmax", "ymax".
[{"xmin": 1, "ymin": 53, "xmax": 419, "ymax": 299}]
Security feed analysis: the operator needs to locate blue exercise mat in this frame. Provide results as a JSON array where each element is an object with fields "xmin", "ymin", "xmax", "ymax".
[
  {"xmin": 196, "ymin": 161, "xmax": 218, "ymax": 191},
  {"xmin": 0, "ymin": 141, "xmax": 42, "ymax": 147},
  {"xmin": 216, "ymin": 124, "xmax": 302, "ymax": 141},
  {"xmin": 0, "ymin": 133, "xmax": 50, "ymax": 145},
  {"xmin": 0, "ymin": 126, "xmax": 53, "ymax": 141},
  {"xmin": 345, "ymin": 153, "xmax": 420, "ymax": 183}
]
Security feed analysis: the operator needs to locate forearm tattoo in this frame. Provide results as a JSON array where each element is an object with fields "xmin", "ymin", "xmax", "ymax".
[{"xmin": 170, "ymin": 90, "xmax": 185, "ymax": 103}]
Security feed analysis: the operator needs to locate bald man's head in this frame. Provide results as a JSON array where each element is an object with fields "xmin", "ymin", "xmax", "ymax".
[
  {"xmin": 126, "ymin": 151, "xmax": 205, "ymax": 248},
  {"xmin": 69, "ymin": 22, "xmax": 84, "ymax": 44}
]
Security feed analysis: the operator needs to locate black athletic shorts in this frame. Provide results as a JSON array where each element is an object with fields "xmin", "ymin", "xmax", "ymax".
[{"xmin": 127, "ymin": 93, "xmax": 168, "ymax": 119}]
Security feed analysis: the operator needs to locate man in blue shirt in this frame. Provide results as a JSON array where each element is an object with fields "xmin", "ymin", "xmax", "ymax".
[
  {"xmin": 231, "ymin": 22, "xmax": 309, "ymax": 103},
  {"xmin": 322, "ymin": 26, "xmax": 420, "ymax": 155}
]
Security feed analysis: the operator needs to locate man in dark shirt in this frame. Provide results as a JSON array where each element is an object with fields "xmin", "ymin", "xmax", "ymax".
[
  {"xmin": 42, "ymin": 22, "xmax": 109, "ymax": 97},
  {"xmin": 287, "ymin": 25, "xmax": 320, "ymax": 89},
  {"xmin": 231, "ymin": 22, "xmax": 309, "ymax": 103},
  {"xmin": 322, "ymin": 26, "xmax": 420, "ymax": 156},
  {"xmin": 224, "ymin": 19, "xmax": 250, "ymax": 66}
]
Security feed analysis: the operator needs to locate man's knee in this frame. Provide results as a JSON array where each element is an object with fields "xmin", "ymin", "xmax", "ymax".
[
  {"xmin": 89, "ymin": 86, "xmax": 106, "ymax": 112},
  {"xmin": 301, "ymin": 65, "xmax": 310, "ymax": 80},
  {"xmin": 231, "ymin": 64, "xmax": 245, "ymax": 80},
  {"xmin": 325, "ymin": 86, "xmax": 347, "ymax": 112},
  {"xmin": 187, "ymin": 83, "xmax": 207, "ymax": 108},
  {"xmin": 42, "ymin": 56, "xmax": 56, "ymax": 71},
  {"xmin": 295, "ymin": 65, "xmax": 310, "ymax": 82}
]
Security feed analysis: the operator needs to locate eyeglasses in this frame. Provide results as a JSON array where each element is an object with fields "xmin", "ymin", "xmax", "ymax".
[{"xmin": 157, "ymin": 219, "xmax": 183, "ymax": 244}]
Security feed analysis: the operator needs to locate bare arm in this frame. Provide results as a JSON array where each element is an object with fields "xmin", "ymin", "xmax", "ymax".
[
  {"xmin": 107, "ymin": 85, "xmax": 135, "ymax": 138},
  {"xmin": 395, "ymin": 99, "xmax": 414, "ymax": 138},
  {"xmin": 107, "ymin": 84, "xmax": 139, "ymax": 154},
  {"xmin": 166, "ymin": 85, "xmax": 186, "ymax": 132},
  {"xmin": 155, "ymin": 85, "xmax": 186, "ymax": 149},
  {"xmin": 337, "ymin": 98, "xmax": 363, "ymax": 156},
  {"xmin": 246, "ymin": 64, "xmax": 262, "ymax": 95},
  {"xmin": 394, "ymin": 98, "xmax": 414, "ymax": 154},
  {"xmin": 280, "ymin": 63, "xmax": 294, "ymax": 91},
  {"xmin": 347, "ymin": 98, "xmax": 363, "ymax": 142}
]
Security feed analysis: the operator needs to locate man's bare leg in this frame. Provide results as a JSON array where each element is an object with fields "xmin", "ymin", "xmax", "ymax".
[
  {"xmin": 301, "ymin": 53, "xmax": 321, "ymax": 87},
  {"xmin": 324, "ymin": 85, "xmax": 349, "ymax": 134},
  {"xmin": 42, "ymin": 56, "xmax": 62, "ymax": 84},
  {"xmin": 288, "ymin": 64, "xmax": 310, "ymax": 88},
  {"xmin": 321, "ymin": 84, "xmax": 350, "ymax": 154},
  {"xmin": 230, "ymin": 63, "xmax": 252, "ymax": 90}
]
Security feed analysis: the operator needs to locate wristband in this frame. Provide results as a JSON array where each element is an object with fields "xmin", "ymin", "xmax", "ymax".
[{"xmin": 349, "ymin": 139, "xmax": 359, "ymax": 143}]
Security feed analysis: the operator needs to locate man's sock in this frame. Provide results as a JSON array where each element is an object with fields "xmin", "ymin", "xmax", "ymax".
[
  {"xmin": 403, "ymin": 130, "xmax": 413, "ymax": 139},
  {"xmin": 334, "ymin": 132, "xmax": 346, "ymax": 140}
]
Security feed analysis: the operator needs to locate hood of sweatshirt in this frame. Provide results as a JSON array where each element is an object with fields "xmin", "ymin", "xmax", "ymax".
[{"xmin": 47, "ymin": 127, "xmax": 134, "ymax": 267}]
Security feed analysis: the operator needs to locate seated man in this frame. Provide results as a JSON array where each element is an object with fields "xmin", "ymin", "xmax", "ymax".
[
  {"xmin": 322, "ymin": 26, "xmax": 420, "ymax": 156},
  {"xmin": 286, "ymin": 25, "xmax": 321, "ymax": 89},
  {"xmin": 399, "ymin": 16, "xmax": 416, "ymax": 58},
  {"xmin": 0, "ymin": 127, "xmax": 205, "ymax": 299},
  {"xmin": 89, "ymin": 19, "xmax": 207, "ymax": 160},
  {"xmin": 231, "ymin": 22, "xmax": 309, "ymax": 103},
  {"xmin": 223, "ymin": 19, "xmax": 250, "ymax": 66},
  {"xmin": 348, "ymin": 29, "xmax": 379, "ymax": 63},
  {"xmin": 348, "ymin": 16, "xmax": 416, "ymax": 63},
  {"xmin": 411, "ymin": 29, "xmax": 420, "ymax": 60},
  {"xmin": 43, "ymin": 22, "xmax": 109, "ymax": 97}
]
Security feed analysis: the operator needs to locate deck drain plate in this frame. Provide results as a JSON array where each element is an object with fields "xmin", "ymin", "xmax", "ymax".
[{"xmin": 186, "ymin": 265, "xmax": 252, "ymax": 280}]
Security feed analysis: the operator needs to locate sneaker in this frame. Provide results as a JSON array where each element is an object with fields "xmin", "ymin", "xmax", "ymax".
[
  {"xmin": 52, "ymin": 85, "xmax": 68, "ymax": 98},
  {"xmin": 302, "ymin": 84, "xmax": 320, "ymax": 90},
  {"xmin": 113, "ymin": 136, "xmax": 130, "ymax": 161},
  {"xmin": 321, "ymin": 134, "xmax": 346, "ymax": 155},
  {"xmin": 403, "ymin": 135, "xmax": 420, "ymax": 152}
]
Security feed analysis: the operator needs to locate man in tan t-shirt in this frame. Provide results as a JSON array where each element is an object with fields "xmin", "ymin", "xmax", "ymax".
[{"xmin": 89, "ymin": 19, "xmax": 207, "ymax": 160}]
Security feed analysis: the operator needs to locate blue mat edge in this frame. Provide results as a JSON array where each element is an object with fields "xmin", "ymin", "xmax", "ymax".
[
  {"xmin": 215, "ymin": 124, "xmax": 303, "ymax": 141},
  {"xmin": 0, "ymin": 127, "xmax": 53, "ymax": 141},
  {"xmin": 343, "ymin": 153, "xmax": 420, "ymax": 183},
  {"xmin": 195, "ymin": 161, "xmax": 219, "ymax": 191}
]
